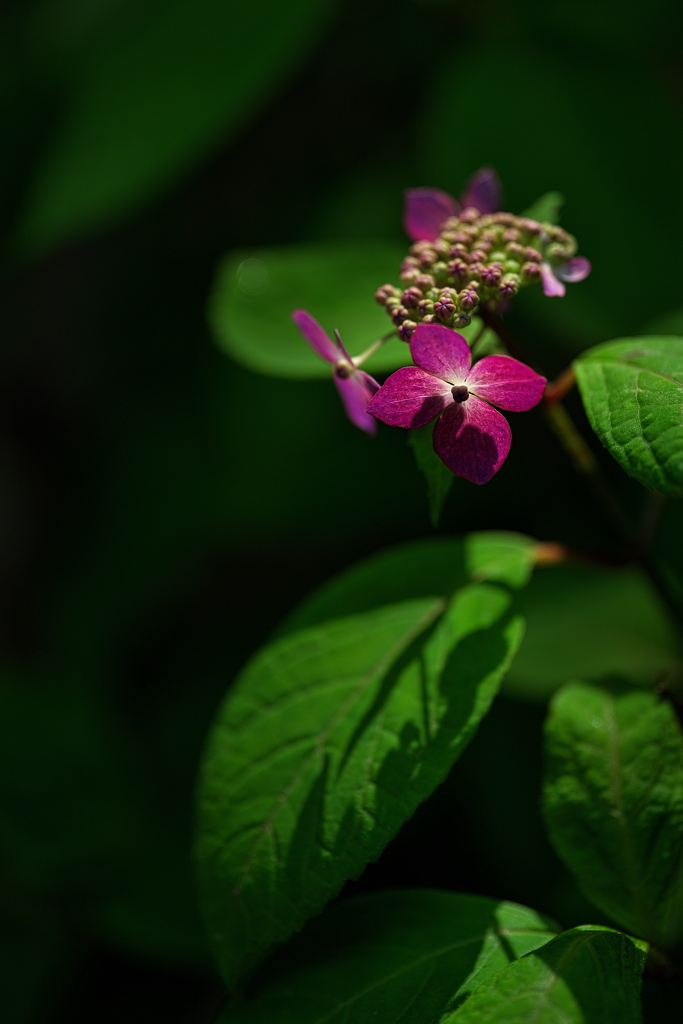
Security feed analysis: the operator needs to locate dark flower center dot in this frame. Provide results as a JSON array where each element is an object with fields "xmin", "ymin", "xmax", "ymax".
[
  {"xmin": 335, "ymin": 364, "xmax": 351, "ymax": 379},
  {"xmin": 451, "ymin": 384, "xmax": 469, "ymax": 403}
]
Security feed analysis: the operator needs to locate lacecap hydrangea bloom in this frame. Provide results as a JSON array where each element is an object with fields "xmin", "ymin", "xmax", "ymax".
[
  {"xmin": 376, "ymin": 170, "xmax": 591, "ymax": 341},
  {"xmin": 292, "ymin": 310, "xmax": 380, "ymax": 435},
  {"xmin": 367, "ymin": 323, "xmax": 546, "ymax": 484}
]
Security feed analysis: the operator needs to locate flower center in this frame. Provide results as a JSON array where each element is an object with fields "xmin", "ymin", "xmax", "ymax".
[
  {"xmin": 334, "ymin": 359, "xmax": 353, "ymax": 379},
  {"xmin": 451, "ymin": 384, "xmax": 469, "ymax": 403}
]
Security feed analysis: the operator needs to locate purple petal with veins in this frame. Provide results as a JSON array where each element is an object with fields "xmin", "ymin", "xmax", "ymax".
[
  {"xmin": 366, "ymin": 366, "xmax": 452, "ymax": 428},
  {"xmin": 404, "ymin": 188, "xmax": 459, "ymax": 242},
  {"xmin": 555, "ymin": 256, "xmax": 592, "ymax": 283},
  {"xmin": 466, "ymin": 355, "xmax": 547, "ymax": 412},
  {"xmin": 410, "ymin": 324, "xmax": 471, "ymax": 382},
  {"xmin": 460, "ymin": 167, "xmax": 502, "ymax": 214},
  {"xmin": 334, "ymin": 368, "xmax": 380, "ymax": 435},
  {"xmin": 292, "ymin": 309, "xmax": 339, "ymax": 363},
  {"xmin": 540, "ymin": 262, "xmax": 566, "ymax": 297},
  {"xmin": 433, "ymin": 397, "xmax": 511, "ymax": 484}
]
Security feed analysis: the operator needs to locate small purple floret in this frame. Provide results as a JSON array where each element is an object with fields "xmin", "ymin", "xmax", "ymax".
[
  {"xmin": 292, "ymin": 310, "xmax": 379, "ymax": 435},
  {"xmin": 367, "ymin": 323, "xmax": 546, "ymax": 484}
]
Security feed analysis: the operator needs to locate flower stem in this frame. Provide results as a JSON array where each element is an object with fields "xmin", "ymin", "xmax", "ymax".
[{"xmin": 353, "ymin": 330, "xmax": 397, "ymax": 367}]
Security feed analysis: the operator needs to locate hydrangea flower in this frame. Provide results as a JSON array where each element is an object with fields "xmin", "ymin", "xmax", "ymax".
[
  {"xmin": 540, "ymin": 255, "xmax": 592, "ymax": 297},
  {"xmin": 404, "ymin": 167, "xmax": 502, "ymax": 243},
  {"xmin": 292, "ymin": 310, "xmax": 380, "ymax": 435},
  {"xmin": 367, "ymin": 323, "xmax": 546, "ymax": 484}
]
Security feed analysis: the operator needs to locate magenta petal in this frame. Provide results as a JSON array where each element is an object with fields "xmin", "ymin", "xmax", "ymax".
[
  {"xmin": 466, "ymin": 355, "xmax": 547, "ymax": 412},
  {"xmin": 366, "ymin": 366, "xmax": 452, "ymax": 428},
  {"xmin": 555, "ymin": 256, "xmax": 592, "ymax": 283},
  {"xmin": 540, "ymin": 262, "xmax": 566, "ymax": 298},
  {"xmin": 410, "ymin": 324, "xmax": 471, "ymax": 383},
  {"xmin": 292, "ymin": 309, "xmax": 339, "ymax": 363},
  {"xmin": 334, "ymin": 369, "xmax": 380, "ymax": 435},
  {"xmin": 433, "ymin": 397, "xmax": 511, "ymax": 485},
  {"xmin": 460, "ymin": 167, "xmax": 502, "ymax": 214},
  {"xmin": 404, "ymin": 187, "xmax": 459, "ymax": 242}
]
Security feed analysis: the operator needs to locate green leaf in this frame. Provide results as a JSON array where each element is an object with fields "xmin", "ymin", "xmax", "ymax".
[
  {"xmin": 196, "ymin": 583, "xmax": 524, "ymax": 984},
  {"xmin": 408, "ymin": 422, "xmax": 454, "ymax": 526},
  {"xmin": 521, "ymin": 191, "xmax": 565, "ymax": 225},
  {"xmin": 208, "ymin": 243, "xmax": 492, "ymax": 380},
  {"xmin": 17, "ymin": 0, "xmax": 334, "ymax": 255},
  {"xmin": 208, "ymin": 241, "xmax": 407, "ymax": 379},
  {"xmin": 574, "ymin": 337, "xmax": 683, "ymax": 496},
  {"xmin": 543, "ymin": 682, "xmax": 683, "ymax": 947},
  {"xmin": 503, "ymin": 562, "xmax": 680, "ymax": 701},
  {"xmin": 443, "ymin": 926, "xmax": 646, "ymax": 1023},
  {"xmin": 281, "ymin": 533, "xmax": 538, "ymax": 636},
  {"xmin": 216, "ymin": 890, "xmax": 558, "ymax": 1024}
]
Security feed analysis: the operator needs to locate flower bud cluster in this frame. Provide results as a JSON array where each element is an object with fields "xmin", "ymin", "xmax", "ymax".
[{"xmin": 375, "ymin": 209, "xmax": 579, "ymax": 338}]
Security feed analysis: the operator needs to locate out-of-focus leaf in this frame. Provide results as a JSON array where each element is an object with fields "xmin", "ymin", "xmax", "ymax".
[
  {"xmin": 16, "ymin": 0, "xmax": 335, "ymax": 254},
  {"xmin": 196, "ymin": 580, "xmax": 524, "ymax": 983},
  {"xmin": 408, "ymin": 422, "xmax": 454, "ymax": 526},
  {"xmin": 208, "ymin": 243, "xmax": 490, "ymax": 379},
  {"xmin": 544, "ymin": 682, "xmax": 683, "ymax": 947},
  {"xmin": 443, "ymin": 926, "xmax": 646, "ymax": 1023},
  {"xmin": 216, "ymin": 890, "xmax": 558, "ymax": 1024},
  {"xmin": 574, "ymin": 337, "xmax": 683, "ymax": 496},
  {"xmin": 503, "ymin": 562, "xmax": 680, "ymax": 700},
  {"xmin": 521, "ymin": 191, "xmax": 564, "ymax": 224}
]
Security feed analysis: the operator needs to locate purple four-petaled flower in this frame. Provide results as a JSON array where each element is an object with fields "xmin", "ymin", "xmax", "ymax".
[
  {"xmin": 404, "ymin": 167, "xmax": 502, "ymax": 243},
  {"xmin": 367, "ymin": 323, "xmax": 546, "ymax": 484},
  {"xmin": 292, "ymin": 310, "xmax": 380, "ymax": 435}
]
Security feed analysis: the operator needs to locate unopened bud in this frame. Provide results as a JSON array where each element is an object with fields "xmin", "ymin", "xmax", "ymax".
[
  {"xmin": 419, "ymin": 249, "xmax": 437, "ymax": 268},
  {"xmin": 451, "ymin": 231, "xmax": 472, "ymax": 244},
  {"xmin": 432, "ymin": 260, "xmax": 449, "ymax": 282},
  {"xmin": 434, "ymin": 296, "xmax": 457, "ymax": 320},
  {"xmin": 448, "ymin": 258, "xmax": 469, "ymax": 281},
  {"xmin": 415, "ymin": 273, "xmax": 435, "ymax": 290},
  {"xmin": 506, "ymin": 242, "xmax": 525, "ymax": 260},
  {"xmin": 374, "ymin": 283, "xmax": 398, "ymax": 306},
  {"xmin": 450, "ymin": 243, "xmax": 469, "ymax": 258},
  {"xmin": 502, "ymin": 228, "xmax": 521, "ymax": 243},
  {"xmin": 504, "ymin": 260, "xmax": 521, "ymax": 274},
  {"xmin": 498, "ymin": 274, "xmax": 520, "ymax": 299},
  {"xmin": 417, "ymin": 299, "xmax": 434, "ymax": 316},
  {"xmin": 459, "ymin": 287, "xmax": 479, "ymax": 311},
  {"xmin": 459, "ymin": 207, "xmax": 480, "ymax": 223},
  {"xmin": 524, "ymin": 246, "xmax": 542, "ymax": 262},
  {"xmin": 517, "ymin": 217, "xmax": 542, "ymax": 235},
  {"xmin": 521, "ymin": 261, "xmax": 540, "ymax": 282},
  {"xmin": 391, "ymin": 305, "xmax": 410, "ymax": 325},
  {"xmin": 467, "ymin": 262, "xmax": 486, "ymax": 280},
  {"xmin": 480, "ymin": 262, "xmax": 503, "ymax": 286},
  {"xmin": 398, "ymin": 320, "xmax": 417, "ymax": 342},
  {"xmin": 469, "ymin": 249, "xmax": 489, "ymax": 263},
  {"xmin": 401, "ymin": 286, "xmax": 423, "ymax": 308},
  {"xmin": 421, "ymin": 314, "xmax": 435, "ymax": 324},
  {"xmin": 453, "ymin": 313, "xmax": 472, "ymax": 329},
  {"xmin": 400, "ymin": 267, "xmax": 420, "ymax": 286}
]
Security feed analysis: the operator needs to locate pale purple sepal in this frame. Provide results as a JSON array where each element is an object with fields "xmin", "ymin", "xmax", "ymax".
[
  {"xmin": 555, "ymin": 256, "xmax": 592, "ymax": 283},
  {"xmin": 366, "ymin": 366, "xmax": 451, "ymax": 428},
  {"xmin": 292, "ymin": 309, "xmax": 339, "ymax": 362},
  {"xmin": 467, "ymin": 355, "xmax": 547, "ymax": 412},
  {"xmin": 404, "ymin": 188, "xmax": 459, "ymax": 242},
  {"xmin": 334, "ymin": 369, "xmax": 380, "ymax": 436},
  {"xmin": 433, "ymin": 397, "xmax": 511, "ymax": 485},
  {"xmin": 540, "ymin": 262, "xmax": 566, "ymax": 297},
  {"xmin": 460, "ymin": 167, "xmax": 502, "ymax": 214},
  {"xmin": 410, "ymin": 324, "xmax": 471, "ymax": 382}
]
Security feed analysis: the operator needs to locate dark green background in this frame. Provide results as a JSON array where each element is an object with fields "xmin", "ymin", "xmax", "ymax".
[{"xmin": 1, "ymin": 0, "xmax": 682, "ymax": 1021}]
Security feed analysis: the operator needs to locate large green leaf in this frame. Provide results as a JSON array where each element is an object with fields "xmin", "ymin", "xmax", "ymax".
[
  {"xmin": 574, "ymin": 337, "xmax": 683, "ymax": 496},
  {"xmin": 196, "ymin": 581, "xmax": 524, "ymax": 983},
  {"xmin": 503, "ymin": 563, "xmax": 680, "ymax": 700},
  {"xmin": 443, "ymin": 926, "xmax": 646, "ymax": 1023},
  {"xmin": 544, "ymin": 682, "xmax": 683, "ymax": 947},
  {"xmin": 17, "ymin": 0, "xmax": 334, "ymax": 255},
  {"xmin": 216, "ymin": 890, "xmax": 558, "ymax": 1024},
  {"xmin": 282, "ymin": 532, "xmax": 538, "ymax": 636},
  {"xmin": 208, "ymin": 242, "xmax": 493, "ymax": 379}
]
